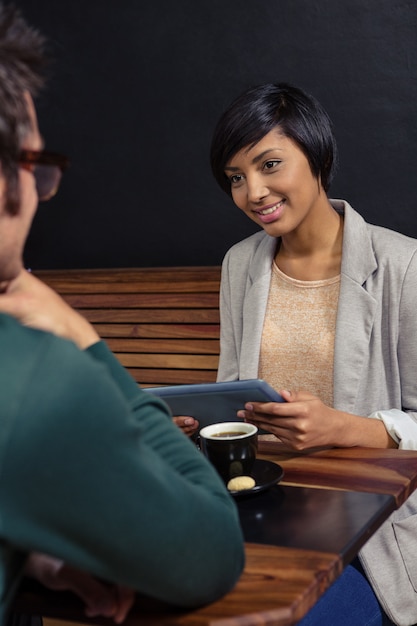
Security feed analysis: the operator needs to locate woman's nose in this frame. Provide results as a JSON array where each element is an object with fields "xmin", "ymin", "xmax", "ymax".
[{"xmin": 246, "ymin": 174, "xmax": 268, "ymax": 203}]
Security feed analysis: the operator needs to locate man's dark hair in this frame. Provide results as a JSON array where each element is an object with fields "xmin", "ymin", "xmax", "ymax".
[
  {"xmin": 0, "ymin": 3, "xmax": 46, "ymax": 214},
  {"xmin": 210, "ymin": 82, "xmax": 338, "ymax": 196}
]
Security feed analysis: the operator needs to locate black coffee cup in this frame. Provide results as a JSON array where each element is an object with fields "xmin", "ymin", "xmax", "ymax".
[{"xmin": 199, "ymin": 421, "xmax": 258, "ymax": 483}]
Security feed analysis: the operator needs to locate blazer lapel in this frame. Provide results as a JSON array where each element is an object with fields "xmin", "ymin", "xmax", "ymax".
[
  {"xmin": 239, "ymin": 235, "xmax": 277, "ymax": 380},
  {"xmin": 333, "ymin": 202, "xmax": 377, "ymax": 412}
]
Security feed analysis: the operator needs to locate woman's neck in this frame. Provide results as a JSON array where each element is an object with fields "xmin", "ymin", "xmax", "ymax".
[{"xmin": 275, "ymin": 206, "xmax": 344, "ymax": 281}]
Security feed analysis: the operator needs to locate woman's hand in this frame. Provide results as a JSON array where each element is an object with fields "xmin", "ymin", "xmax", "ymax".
[
  {"xmin": 25, "ymin": 553, "xmax": 135, "ymax": 623},
  {"xmin": 238, "ymin": 389, "xmax": 397, "ymax": 450},
  {"xmin": 172, "ymin": 415, "xmax": 199, "ymax": 437},
  {"xmin": 0, "ymin": 269, "xmax": 99, "ymax": 349}
]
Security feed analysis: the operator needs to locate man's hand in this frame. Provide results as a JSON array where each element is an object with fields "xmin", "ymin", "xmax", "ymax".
[{"xmin": 25, "ymin": 553, "xmax": 135, "ymax": 623}]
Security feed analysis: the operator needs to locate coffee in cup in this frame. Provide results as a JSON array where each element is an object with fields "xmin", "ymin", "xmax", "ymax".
[{"xmin": 199, "ymin": 421, "xmax": 258, "ymax": 483}]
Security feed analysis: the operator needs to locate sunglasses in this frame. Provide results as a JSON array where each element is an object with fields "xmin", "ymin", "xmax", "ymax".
[{"xmin": 19, "ymin": 149, "xmax": 70, "ymax": 201}]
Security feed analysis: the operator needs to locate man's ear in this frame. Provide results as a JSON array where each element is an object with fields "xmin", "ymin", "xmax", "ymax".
[{"xmin": 24, "ymin": 91, "xmax": 41, "ymax": 141}]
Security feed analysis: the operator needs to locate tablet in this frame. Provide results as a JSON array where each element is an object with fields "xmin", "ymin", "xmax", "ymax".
[{"xmin": 143, "ymin": 379, "xmax": 284, "ymax": 430}]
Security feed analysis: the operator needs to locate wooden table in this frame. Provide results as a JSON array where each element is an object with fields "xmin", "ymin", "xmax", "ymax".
[
  {"xmin": 260, "ymin": 441, "xmax": 417, "ymax": 506},
  {"xmin": 13, "ymin": 443, "xmax": 417, "ymax": 626}
]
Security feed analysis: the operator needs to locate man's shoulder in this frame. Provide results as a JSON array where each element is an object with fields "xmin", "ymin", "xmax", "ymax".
[
  {"xmin": 0, "ymin": 312, "xmax": 88, "ymax": 380},
  {"xmin": 0, "ymin": 311, "xmax": 60, "ymax": 353},
  {"xmin": 0, "ymin": 311, "xmax": 48, "ymax": 351}
]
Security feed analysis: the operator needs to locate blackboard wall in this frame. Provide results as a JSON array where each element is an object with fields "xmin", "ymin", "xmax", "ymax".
[{"xmin": 17, "ymin": 0, "xmax": 417, "ymax": 269}]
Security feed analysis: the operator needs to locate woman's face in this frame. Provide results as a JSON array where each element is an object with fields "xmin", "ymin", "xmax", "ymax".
[{"xmin": 224, "ymin": 128, "xmax": 328, "ymax": 239}]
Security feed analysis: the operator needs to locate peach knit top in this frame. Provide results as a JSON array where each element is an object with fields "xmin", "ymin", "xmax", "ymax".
[{"xmin": 258, "ymin": 262, "xmax": 341, "ymax": 408}]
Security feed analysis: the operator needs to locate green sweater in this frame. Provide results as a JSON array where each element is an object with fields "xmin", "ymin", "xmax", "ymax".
[{"xmin": 0, "ymin": 313, "xmax": 244, "ymax": 622}]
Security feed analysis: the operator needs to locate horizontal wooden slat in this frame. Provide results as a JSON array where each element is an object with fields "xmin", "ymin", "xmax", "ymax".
[
  {"xmin": 37, "ymin": 279, "xmax": 221, "ymax": 294},
  {"xmin": 93, "ymin": 323, "xmax": 220, "ymax": 339},
  {"xmin": 79, "ymin": 309, "xmax": 220, "ymax": 323},
  {"xmin": 63, "ymin": 292, "xmax": 219, "ymax": 309},
  {"xmin": 132, "ymin": 369, "xmax": 218, "ymax": 385},
  {"xmin": 35, "ymin": 266, "xmax": 221, "ymax": 290},
  {"xmin": 106, "ymin": 338, "xmax": 219, "ymax": 354},
  {"xmin": 116, "ymin": 353, "xmax": 219, "ymax": 370}
]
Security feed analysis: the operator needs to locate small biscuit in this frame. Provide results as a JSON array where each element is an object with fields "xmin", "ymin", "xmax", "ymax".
[{"xmin": 227, "ymin": 475, "xmax": 256, "ymax": 491}]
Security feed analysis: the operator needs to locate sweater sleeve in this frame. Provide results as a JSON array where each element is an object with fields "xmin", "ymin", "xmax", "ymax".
[
  {"xmin": 85, "ymin": 340, "xmax": 144, "ymax": 402},
  {"xmin": 0, "ymin": 331, "xmax": 245, "ymax": 608}
]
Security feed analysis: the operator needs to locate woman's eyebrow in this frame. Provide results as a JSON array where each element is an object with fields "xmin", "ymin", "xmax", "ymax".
[
  {"xmin": 225, "ymin": 147, "xmax": 284, "ymax": 171},
  {"xmin": 251, "ymin": 147, "xmax": 284, "ymax": 164}
]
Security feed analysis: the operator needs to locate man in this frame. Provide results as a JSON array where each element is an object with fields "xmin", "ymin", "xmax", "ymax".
[{"xmin": 0, "ymin": 4, "xmax": 244, "ymax": 623}]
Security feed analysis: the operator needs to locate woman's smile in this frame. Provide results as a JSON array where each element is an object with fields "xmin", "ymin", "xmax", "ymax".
[{"xmin": 254, "ymin": 199, "xmax": 286, "ymax": 223}]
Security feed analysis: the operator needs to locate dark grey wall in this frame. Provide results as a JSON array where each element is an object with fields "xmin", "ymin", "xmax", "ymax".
[{"xmin": 18, "ymin": 0, "xmax": 417, "ymax": 269}]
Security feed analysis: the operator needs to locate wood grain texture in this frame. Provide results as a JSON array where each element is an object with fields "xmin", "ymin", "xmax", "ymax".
[
  {"xmin": 259, "ymin": 441, "xmax": 417, "ymax": 506},
  {"xmin": 63, "ymin": 293, "xmax": 220, "ymax": 309},
  {"xmin": 105, "ymin": 338, "xmax": 220, "ymax": 354},
  {"xmin": 128, "ymin": 369, "xmax": 218, "ymax": 385},
  {"xmin": 34, "ymin": 268, "xmax": 222, "ymax": 291},
  {"xmin": 34, "ymin": 267, "xmax": 221, "ymax": 386}
]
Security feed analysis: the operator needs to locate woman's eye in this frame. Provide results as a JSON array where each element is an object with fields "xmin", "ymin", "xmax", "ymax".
[
  {"xmin": 229, "ymin": 174, "xmax": 243, "ymax": 184},
  {"xmin": 264, "ymin": 160, "xmax": 280, "ymax": 170}
]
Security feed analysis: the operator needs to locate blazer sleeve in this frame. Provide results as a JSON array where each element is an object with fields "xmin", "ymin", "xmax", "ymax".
[{"xmin": 369, "ymin": 249, "xmax": 417, "ymax": 449}]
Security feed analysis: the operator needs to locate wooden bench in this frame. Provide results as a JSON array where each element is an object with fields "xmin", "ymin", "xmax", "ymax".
[{"xmin": 35, "ymin": 266, "xmax": 221, "ymax": 387}]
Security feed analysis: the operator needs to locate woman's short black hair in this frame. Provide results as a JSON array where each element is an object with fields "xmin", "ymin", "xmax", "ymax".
[{"xmin": 210, "ymin": 82, "xmax": 338, "ymax": 195}]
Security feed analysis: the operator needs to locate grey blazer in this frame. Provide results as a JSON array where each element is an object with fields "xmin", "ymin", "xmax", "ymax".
[{"xmin": 217, "ymin": 200, "xmax": 417, "ymax": 624}]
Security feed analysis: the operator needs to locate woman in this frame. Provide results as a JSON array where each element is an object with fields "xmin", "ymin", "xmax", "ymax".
[{"xmin": 210, "ymin": 83, "xmax": 417, "ymax": 625}]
